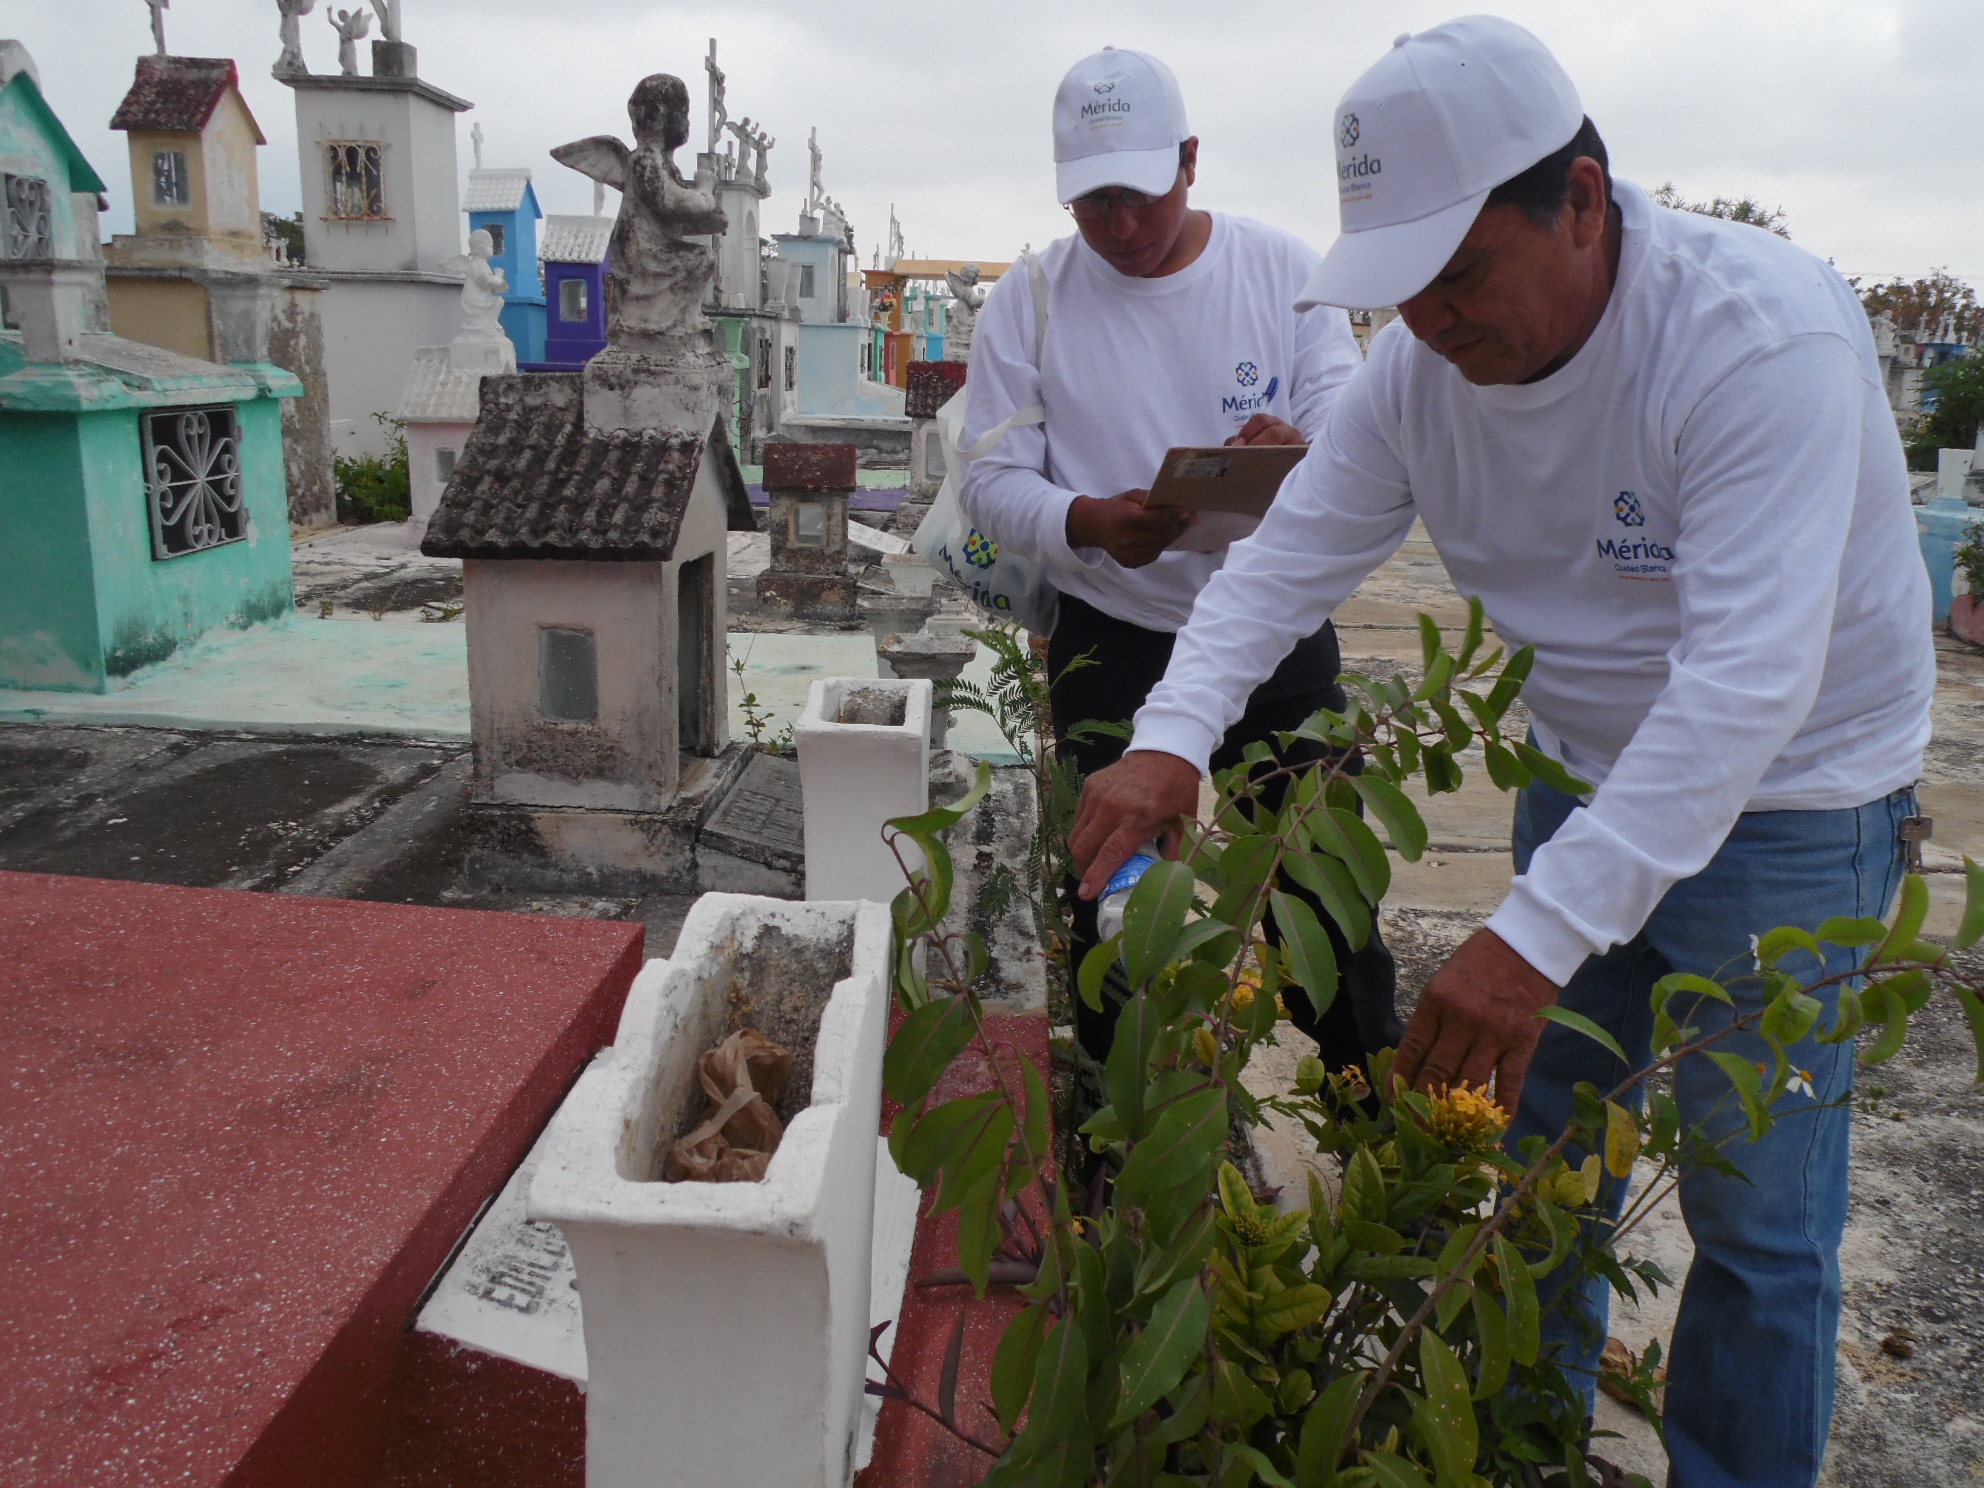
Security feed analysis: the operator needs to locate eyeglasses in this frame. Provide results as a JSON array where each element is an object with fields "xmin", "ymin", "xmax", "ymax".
[{"xmin": 1066, "ymin": 187, "xmax": 1164, "ymax": 221}]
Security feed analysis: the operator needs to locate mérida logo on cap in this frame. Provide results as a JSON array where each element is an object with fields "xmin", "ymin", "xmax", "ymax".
[{"xmin": 1337, "ymin": 110, "xmax": 1381, "ymax": 204}]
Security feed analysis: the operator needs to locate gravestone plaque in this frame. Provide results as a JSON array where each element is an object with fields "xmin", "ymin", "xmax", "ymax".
[{"xmin": 699, "ymin": 751, "xmax": 804, "ymax": 870}]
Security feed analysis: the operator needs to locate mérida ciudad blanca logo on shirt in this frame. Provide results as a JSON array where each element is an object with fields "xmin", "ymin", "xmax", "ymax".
[
  {"xmin": 1598, "ymin": 490, "xmax": 1674, "ymax": 580},
  {"xmin": 1223, "ymin": 362, "xmax": 1279, "ymax": 421}
]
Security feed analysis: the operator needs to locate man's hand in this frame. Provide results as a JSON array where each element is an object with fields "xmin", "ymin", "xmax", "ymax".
[
  {"xmin": 1224, "ymin": 414, "xmax": 1306, "ymax": 447},
  {"xmin": 1067, "ymin": 490, "xmax": 1195, "ymax": 567},
  {"xmin": 1069, "ymin": 751, "xmax": 1201, "ymax": 899},
  {"xmin": 1393, "ymin": 929, "xmax": 1561, "ymax": 1112}
]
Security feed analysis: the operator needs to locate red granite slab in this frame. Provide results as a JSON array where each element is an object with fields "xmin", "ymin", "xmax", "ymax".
[
  {"xmin": 0, "ymin": 872, "xmax": 641, "ymax": 1488},
  {"xmin": 861, "ymin": 1012, "xmax": 1050, "ymax": 1488}
]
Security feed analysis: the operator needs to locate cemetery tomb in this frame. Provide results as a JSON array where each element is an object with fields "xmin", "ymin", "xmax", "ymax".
[
  {"xmin": 529, "ymin": 894, "xmax": 896, "ymax": 1488},
  {"xmin": 0, "ymin": 45, "xmax": 301, "ymax": 692},
  {"xmin": 0, "ymin": 870, "xmax": 642, "ymax": 1488}
]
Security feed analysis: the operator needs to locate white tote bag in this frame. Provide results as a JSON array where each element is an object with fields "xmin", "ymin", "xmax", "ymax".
[{"xmin": 913, "ymin": 250, "xmax": 1061, "ymax": 637}]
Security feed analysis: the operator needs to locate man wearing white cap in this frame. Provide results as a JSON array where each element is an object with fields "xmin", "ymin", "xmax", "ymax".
[
  {"xmin": 959, "ymin": 45, "xmax": 1402, "ymax": 1077},
  {"xmin": 1070, "ymin": 17, "xmax": 1933, "ymax": 1487}
]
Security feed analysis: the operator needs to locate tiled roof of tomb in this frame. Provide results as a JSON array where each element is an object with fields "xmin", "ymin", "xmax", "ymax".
[
  {"xmin": 540, "ymin": 215, "xmax": 613, "ymax": 264},
  {"xmin": 420, "ymin": 373, "xmax": 704, "ymax": 561},
  {"xmin": 463, "ymin": 168, "xmax": 533, "ymax": 213},
  {"xmin": 110, "ymin": 56, "xmax": 261, "ymax": 140}
]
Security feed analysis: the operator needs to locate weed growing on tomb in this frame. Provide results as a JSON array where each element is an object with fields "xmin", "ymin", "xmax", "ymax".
[
  {"xmin": 729, "ymin": 652, "xmax": 795, "ymax": 757},
  {"xmin": 878, "ymin": 600, "xmax": 1984, "ymax": 1488},
  {"xmin": 332, "ymin": 414, "xmax": 411, "ymax": 525}
]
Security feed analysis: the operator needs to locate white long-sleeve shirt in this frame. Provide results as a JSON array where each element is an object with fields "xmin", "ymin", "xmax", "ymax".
[
  {"xmin": 958, "ymin": 213, "xmax": 1363, "ymax": 632},
  {"xmin": 1130, "ymin": 180, "xmax": 1935, "ymax": 985}
]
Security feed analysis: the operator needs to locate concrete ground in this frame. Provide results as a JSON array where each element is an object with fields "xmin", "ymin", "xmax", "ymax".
[{"xmin": 3, "ymin": 519, "xmax": 1979, "ymax": 1482}]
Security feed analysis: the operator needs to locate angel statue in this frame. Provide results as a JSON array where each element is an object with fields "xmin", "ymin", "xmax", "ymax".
[
  {"xmin": 449, "ymin": 229, "xmax": 508, "ymax": 338},
  {"xmin": 273, "ymin": 0, "xmax": 315, "ymax": 76},
  {"xmin": 943, "ymin": 263, "xmax": 986, "ymax": 364},
  {"xmin": 551, "ymin": 73, "xmax": 729, "ymax": 358},
  {"xmin": 327, "ymin": 5, "xmax": 370, "ymax": 75},
  {"xmin": 376, "ymin": 0, "xmax": 400, "ymax": 42}
]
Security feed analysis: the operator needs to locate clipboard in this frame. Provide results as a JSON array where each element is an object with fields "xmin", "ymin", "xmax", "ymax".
[{"xmin": 1145, "ymin": 444, "xmax": 1308, "ymax": 552}]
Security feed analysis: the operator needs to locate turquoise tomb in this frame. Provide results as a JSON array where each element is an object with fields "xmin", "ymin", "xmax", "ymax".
[{"xmin": 0, "ymin": 41, "xmax": 299, "ymax": 692}]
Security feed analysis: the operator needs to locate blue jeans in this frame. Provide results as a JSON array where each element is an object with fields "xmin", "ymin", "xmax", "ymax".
[{"xmin": 1506, "ymin": 779, "xmax": 1913, "ymax": 1488}]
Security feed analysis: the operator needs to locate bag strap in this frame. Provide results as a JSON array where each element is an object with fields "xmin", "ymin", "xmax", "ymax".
[{"xmin": 960, "ymin": 247, "xmax": 1050, "ymax": 463}]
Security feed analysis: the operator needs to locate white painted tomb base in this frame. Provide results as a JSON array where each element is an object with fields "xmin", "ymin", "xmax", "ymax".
[
  {"xmin": 525, "ymin": 895, "xmax": 896, "ymax": 1488},
  {"xmin": 416, "ymin": 1126, "xmax": 921, "ymax": 1471},
  {"xmin": 795, "ymin": 677, "xmax": 933, "ymax": 903}
]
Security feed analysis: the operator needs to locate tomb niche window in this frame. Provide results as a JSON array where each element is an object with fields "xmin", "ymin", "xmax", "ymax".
[
  {"xmin": 151, "ymin": 150, "xmax": 190, "ymax": 208},
  {"xmin": 798, "ymin": 263, "xmax": 816, "ymax": 300},
  {"xmin": 324, "ymin": 141, "xmax": 386, "ymax": 221},
  {"xmin": 143, "ymin": 405, "xmax": 248, "ymax": 559},
  {"xmin": 539, "ymin": 627, "xmax": 599, "ymax": 723},
  {"xmin": 435, "ymin": 447, "xmax": 457, "ymax": 482},
  {"xmin": 792, "ymin": 502, "xmax": 827, "ymax": 548},
  {"xmin": 2, "ymin": 173, "xmax": 53, "ymax": 258},
  {"xmin": 483, "ymin": 222, "xmax": 505, "ymax": 256},
  {"xmin": 559, "ymin": 276, "xmax": 587, "ymax": 322},
  {"xmin": 757, "ymin": 335, "xmax": 772, "ymax": 389},
  {"xmin": 784, "ymin": 344, "xmax": 796, "ymax": 391}
]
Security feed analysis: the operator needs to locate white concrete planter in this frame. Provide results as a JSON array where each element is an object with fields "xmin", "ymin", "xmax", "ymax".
[
  {"xmin": 794, "ymin": 677, "xmax": 932, "ymax": 904},
  {"xmin": 529, "ymin": 894, "xmax": 894, "ymax": 1488}
]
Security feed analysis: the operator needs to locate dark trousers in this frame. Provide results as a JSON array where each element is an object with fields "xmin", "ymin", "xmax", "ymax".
[{"xmin": 1047, "ymin": 593, "xmax": 1402, "ymax": 1071}]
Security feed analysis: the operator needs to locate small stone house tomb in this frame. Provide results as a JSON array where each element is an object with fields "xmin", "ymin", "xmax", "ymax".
[
  {"xmin": 420, "ymin": 371, "xmax": 754, "ymax": 890},
  {"xmin": 757, "ymin": 440, "xmax": 859, "ymax": 620},
  {"xmin": 536, "ymin": 212, "xmax": 611, "ymax": 370}
]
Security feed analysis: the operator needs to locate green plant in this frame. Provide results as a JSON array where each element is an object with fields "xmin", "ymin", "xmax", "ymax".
[
  {"xmin": 1918, "ymin": 357, "xmax": 1984, "ymax": 457},
  {"xmin": 877, "ymin": 601, "xmax": 1984, "ymax": 1488},
  {"xmin": 729, "ymin": 650, "xmax": 794, "ymax": 756},
  {"xmin": 332, "ymin": 414, "xmax": 411, "ymax": 524},
  {"xmin": 935, "ymin": 624, "xmax": 1125, "ymax": 974},
  {"xmin": 1954, "ymin": 521, "xmax": 1984, "ymax": 602}
]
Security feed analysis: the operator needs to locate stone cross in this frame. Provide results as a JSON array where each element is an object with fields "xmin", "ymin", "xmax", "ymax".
[
  {"xmin": 273, "ymin": 0, "xmax": 315, "ymax": 77},
  {"xmin": 704, "ymin": 38, "xmax": 726, "ymax": 158},
  {"xmin": 471, "ymin": 121, "xmax": 484, "ymax": 170},
  {"xmin": 327, "ymin": 5, "xmax": 370, "ymax": 75},
  {"xmin": 144, "ymin": 0, "xmax": 169, "ymax": 55},
  {"xmin": 726, "ymin": 116, "xmax": 773, "ymax": 191}
]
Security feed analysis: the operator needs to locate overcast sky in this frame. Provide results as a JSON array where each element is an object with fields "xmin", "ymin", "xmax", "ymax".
[{"xmin": 16, "ymin": 0, "xmax": 1983, "ymax": 287}]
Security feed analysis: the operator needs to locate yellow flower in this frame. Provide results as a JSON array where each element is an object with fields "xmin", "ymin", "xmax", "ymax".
[
  {"xmin": 1194, "ymin": 1026, "xmax": 1219, "ymax": 1066},
  {"xmin": 1421, "ymin": 1082, "xmax": 1510, "ymax": 1155},
  {"xmin": 1227, "ymin": 982, "xmax": 1256, "ymax": 1015}
]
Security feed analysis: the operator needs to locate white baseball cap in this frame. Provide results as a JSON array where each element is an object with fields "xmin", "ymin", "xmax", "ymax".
[
  {"xmin": 1296, "ymin": 17, "xmax": 1584, "ymax": 311},
  {"xmin": 1052, "ymin": 47, "xmax": 1190, "ymax": 205}
]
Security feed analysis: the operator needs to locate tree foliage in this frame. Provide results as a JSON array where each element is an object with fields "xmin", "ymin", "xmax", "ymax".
[
  {"xmin": 1854, "ymin": 269, "xmax": 1984, "ymax": 346},
  {"xmin": 1649, "ymin": 182, "xmax": 1790, "ymax": 237},
  {"xmin": 879, "ymin": 600, "xmax": 1984, "ymax": 1488}
]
